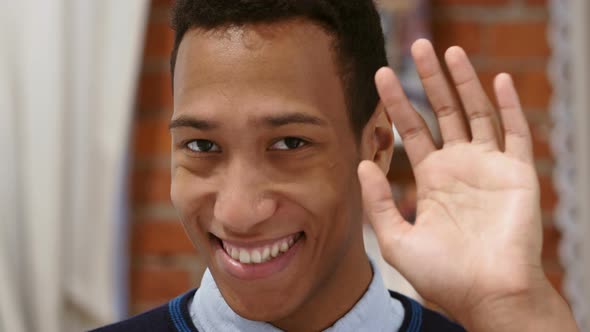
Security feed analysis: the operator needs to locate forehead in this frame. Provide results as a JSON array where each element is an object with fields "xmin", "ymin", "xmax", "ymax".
[{"xmin": 172, "ymin": 20, "xmax": 351, "ymax": 132}]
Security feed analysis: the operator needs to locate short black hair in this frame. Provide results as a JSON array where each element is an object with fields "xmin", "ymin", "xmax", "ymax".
[{"xmin": 170, "ymin": 0, "xmax": 388, "ymax": 138}]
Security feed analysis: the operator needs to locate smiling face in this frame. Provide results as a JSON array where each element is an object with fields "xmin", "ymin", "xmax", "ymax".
[{"xmin": 170, "ymin": 20, "xmax": 385, "ymax": 329}]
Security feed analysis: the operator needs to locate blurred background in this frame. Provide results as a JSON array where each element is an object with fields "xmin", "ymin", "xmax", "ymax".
[{"xmin": 1, "ymin": 0, "xmax": 589, "ymax": 331}]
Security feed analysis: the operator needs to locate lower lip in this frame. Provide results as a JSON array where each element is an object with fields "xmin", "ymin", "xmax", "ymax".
[{"xmin": 213, "ymin": 235, "xmax": 303, "ymax": 281}]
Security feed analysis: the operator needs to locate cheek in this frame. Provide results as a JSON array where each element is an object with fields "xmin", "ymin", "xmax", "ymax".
[
  {"xmin": 287, "ymin": 163, "xmax": 363, "ymax": 291},
  {"xmin": 171, "ymin": 167, "xmax": 215, "ymax": 245},
  {"xmin": 288, "ymin": 162, "xmax": 362, "ymax": 239}
]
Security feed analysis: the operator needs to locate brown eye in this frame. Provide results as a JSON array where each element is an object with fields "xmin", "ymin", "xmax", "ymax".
[
  {"xmin": 270, "ymin": 137, "xmax": 308, "ymax": 151},
  {"xmin": 186, "ymin": 140, "xmax": 221, "ymax": 152}
]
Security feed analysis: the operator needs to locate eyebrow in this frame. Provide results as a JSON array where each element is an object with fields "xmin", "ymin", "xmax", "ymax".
[
  {"xmin": 169, "ymin": 116, "xmax": 219, "ymax": 131},
  {"xmin": 169, "ymin": 112, "xmax": 328, "ymax": 131},
  {"xmin": 261, "ymin": 112, "xmax": 327, "ymax": 128}
]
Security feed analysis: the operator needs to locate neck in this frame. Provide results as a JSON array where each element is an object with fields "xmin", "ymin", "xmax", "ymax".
[{"xmin": 270, "ymin": 239, "xmax": 373, "ymax": 331}]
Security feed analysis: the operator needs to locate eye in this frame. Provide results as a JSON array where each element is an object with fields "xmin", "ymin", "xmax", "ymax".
[
  {"xmin": 270, "ymin": 137, "xmax": 308, "ymax": 151},
  {"xmin": 186, "ymin": 139, "xmax": 221, "ymax": 153}
]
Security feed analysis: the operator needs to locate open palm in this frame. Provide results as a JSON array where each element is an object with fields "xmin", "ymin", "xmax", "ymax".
[{"xmin": 358, "ymin": 39, "xmax": 544, "ymax": 320}]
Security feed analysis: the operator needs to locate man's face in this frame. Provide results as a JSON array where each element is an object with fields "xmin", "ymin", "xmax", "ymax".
[{"xmin": 170, "ymin": 20, "xmax": 368, "ymax": 322}]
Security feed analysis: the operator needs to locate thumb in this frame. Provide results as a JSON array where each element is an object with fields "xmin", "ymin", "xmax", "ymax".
[{"xmin": 358, "ymin": 160, "xmax": 411, "ymax": 264}]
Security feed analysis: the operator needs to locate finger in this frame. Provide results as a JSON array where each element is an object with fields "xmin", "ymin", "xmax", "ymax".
[
  {"xmin": 375, "ymin": 67, "xmax": 436, "ymax": 167},
  {"xmin": 358, "ymin": 160, "xmax": 411, "ymax": 262},
  {"xmin": 494, "ymin": 73, "xmax": 534, "ymax": 164},
  {"xmin": 445, "ymin": 46, "xmax": 501, "ymax": 149},
  {"xmin": 412, "ymin": 39, "xmax": 469, "ymax": 145}
]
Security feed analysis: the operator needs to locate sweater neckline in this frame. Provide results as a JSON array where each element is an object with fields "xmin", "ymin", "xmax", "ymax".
[{"xmin": 166, "ymin": 288, "xmax": 422, "ymax": 332}]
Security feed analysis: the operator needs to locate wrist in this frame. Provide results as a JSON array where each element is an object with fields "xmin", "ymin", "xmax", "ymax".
[{"xmin": 456, "ymin": 274, "xmax": 578, "ymax": 332}]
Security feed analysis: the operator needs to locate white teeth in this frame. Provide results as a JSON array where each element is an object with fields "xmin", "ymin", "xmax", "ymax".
[
  {"xmin": 251, "ymin": 250, "xmax": 262, "ymax": 263},
  {"xmin": 280, "ymin": 241, "xmax": 289, "ymax": 252},
  {"xmin": 231, "ymin": 248, "xmax": 239, "ymax": 260},
  {"xmin": 239, "ymin": 250, "xmax": 251, "ymax": 264},
  {"xmin": 222, "ymin": 233, "xmax": 302, "ymax": 264},
  {"xmin": 271, "ymin": 244, "xmax": 280, "ymax": 257},
  {"xmin": 262, "ymin": 247, "xmax": 270, "ymax": 261}
]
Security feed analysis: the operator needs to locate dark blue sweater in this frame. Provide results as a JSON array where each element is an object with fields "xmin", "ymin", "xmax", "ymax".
[{"xmin": 91, "ymin": 289, "xmax": 465, "ymax": 332}]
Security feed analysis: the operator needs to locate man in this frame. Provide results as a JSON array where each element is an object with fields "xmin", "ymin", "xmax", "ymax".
[{"xmin": 94, "ymin": 0, "xmax": 579, "ymax": 331}]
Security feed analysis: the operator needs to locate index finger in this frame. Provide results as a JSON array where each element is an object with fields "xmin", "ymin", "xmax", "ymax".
[{"xmin": 375, "ymin": 67, "xmax": 436, "ymax": 167}]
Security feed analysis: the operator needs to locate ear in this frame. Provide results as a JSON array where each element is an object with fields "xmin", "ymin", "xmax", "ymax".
[{"xmin": 360, "ymin": 101, "xmax": 394, "ymax": 174}]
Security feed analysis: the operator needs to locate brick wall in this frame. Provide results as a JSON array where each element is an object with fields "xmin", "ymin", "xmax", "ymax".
[
  {"xmin": 129, "ymin": 0, "xmax": 562, "ymax": 314},
  {"xmin": 130, "ymin": 0, "xmax": 203, "ymax": 314}
]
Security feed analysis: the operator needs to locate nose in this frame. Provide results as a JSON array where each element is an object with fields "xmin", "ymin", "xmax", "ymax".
[{"xmin": 213, "ymin": 160, "xmax": 277, "ymax": 234}]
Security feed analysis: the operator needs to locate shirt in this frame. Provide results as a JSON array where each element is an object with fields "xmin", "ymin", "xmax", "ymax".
[{"xmin": 189, "ymin": 260, "xmax": 405, "ymax": 332}]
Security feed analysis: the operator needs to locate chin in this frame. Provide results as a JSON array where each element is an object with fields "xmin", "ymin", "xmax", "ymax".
[
  {"xmin": 216, "ymin": 277, "xmax": 309, "ymax": 323},
  {"xmin": 204, "ymin": 229, "xmax": 315, "ymax": 319}
]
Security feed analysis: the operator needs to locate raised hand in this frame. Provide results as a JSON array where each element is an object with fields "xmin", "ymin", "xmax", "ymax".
[{"xmin": 358, "ymin": 39, "xmax": 578, "ymax": 331}]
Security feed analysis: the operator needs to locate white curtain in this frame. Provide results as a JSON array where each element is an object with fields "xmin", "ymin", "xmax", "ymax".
[
  {"xmin": 0, "ymin": 1, "xmax": 149, "ymax": 331},
  {"xmin": 549, "ymin": 0, "xmax": 590, "ymax": 330}
]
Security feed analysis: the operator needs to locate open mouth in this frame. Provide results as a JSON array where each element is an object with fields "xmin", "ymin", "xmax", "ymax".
[
  {"xmin": 211, "ymin": 231, "xmax": 305, "ymax": 280},
  {"xmin": 214, "ymin": 232, "xmax": 304, "ymax": 265}
]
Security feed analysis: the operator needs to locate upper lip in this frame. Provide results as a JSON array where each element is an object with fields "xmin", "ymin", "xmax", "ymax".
[{"xmin": 212, "ymin": 232, "xmax": 302, "ymax": 249}]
